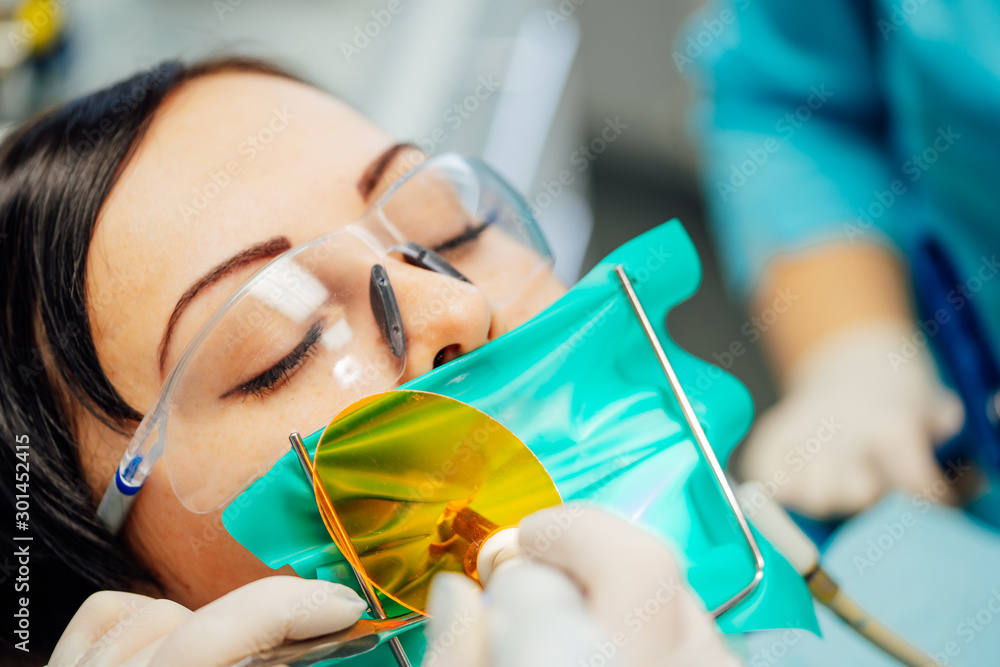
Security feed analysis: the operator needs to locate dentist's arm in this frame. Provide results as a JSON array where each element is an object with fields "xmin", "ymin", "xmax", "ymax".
[
  {"xmin": 687, "ymin": 0, "xmax": 964, "ymax": 517},
  {"xmin": 752, "ymin": 243, "xmax": 910, "ymax": 379},
  {"xmin": 736, "ymin": 243, "xmax": 963, "ymax": 518}
]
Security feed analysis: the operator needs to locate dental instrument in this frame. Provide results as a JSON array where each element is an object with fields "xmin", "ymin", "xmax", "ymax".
[
  {"xmin": 230, "ymin": 525, "xmax": 525, "ymax": 667},
  {"xmin": 289, "ymin": 431, "xmax": 413, "ymax": 667},
  {"xmin": 737, "ymin": 482, "xmax": 941, "ymax": 667},
  {"xmin": 231, "ymin": 614, "xmax": 426, "ymax": 667},
  {"xmin": 614, "ymin": 264, "xmax": 764, "ymax": 618}
]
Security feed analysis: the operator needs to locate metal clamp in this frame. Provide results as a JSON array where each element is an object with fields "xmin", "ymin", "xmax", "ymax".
[
  {"xmin": 613, "ymin": 264, "xmax": 764, "ymax": 618},
  {"xmin": 290, "ymin": 433, "xmax": 414, "ymax": 667}
]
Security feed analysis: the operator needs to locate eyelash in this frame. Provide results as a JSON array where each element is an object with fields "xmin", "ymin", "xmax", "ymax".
[
  {"xmin": 222, "ymin": 320, "xmax": 323, "ymax": 400},
  {"xmin": 432, "ymin": 210, "xmax": 498, "ymax": 254},
  {"xmin": 221, "ymin": 215, "xmax": 495, "ymax": 401}
]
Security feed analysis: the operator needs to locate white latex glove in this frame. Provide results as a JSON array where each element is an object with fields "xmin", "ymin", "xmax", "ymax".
[
  {"xmin": 422, "ymin": 505, "xmax": 740, "ymax": 667},
  {"xmin": 738, "ymin": 322, "xmax": 965, "ymax": 518},
  {"xmin": 48, "ymin": 576, "xmax": 367, "ymax": 667}
]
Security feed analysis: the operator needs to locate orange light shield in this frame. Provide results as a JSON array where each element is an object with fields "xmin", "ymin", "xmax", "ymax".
[{"xmin": 311, "ymin": 390, "xmax": 562, "ymax": 613}]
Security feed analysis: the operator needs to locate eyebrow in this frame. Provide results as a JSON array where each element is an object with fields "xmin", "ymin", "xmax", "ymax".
[
  {"xmin": 158, "ymin": 145, "xmax": 419, "ymax": 376},
  {"xmin": 158, "ymin": 236, "xmax": 292, "ymax": 375},
  {"xmin": 357, "ymin": 142, "xmax": 420, "ymax": 199}
]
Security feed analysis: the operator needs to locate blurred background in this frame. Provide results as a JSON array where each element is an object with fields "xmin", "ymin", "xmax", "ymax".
[{"xmin": 0, "ymin": 0, "xmax": 777, "ymax": 410}]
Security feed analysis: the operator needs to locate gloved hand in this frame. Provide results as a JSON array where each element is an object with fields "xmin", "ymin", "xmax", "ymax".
[
  {"xmin": 423, "ymin": 505, "xmax": 740, "ymax": 667},
  {"xmin": 48, "ymin": 576, "xmax": 367, "ymax": 667},
  {"xmin": 737, "ymin": 322, "xmax": 965, "ymax": 518}
]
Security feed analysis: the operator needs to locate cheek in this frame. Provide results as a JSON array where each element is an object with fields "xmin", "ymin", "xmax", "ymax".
[
  {"xmin": 495, "ymin": 267, "xmax": 567, "ymax": 329},
  {"xmin": 452, "ymin": 229, "xmax": 566, "ymax": 328},
  {"xmin": 127, "ymin": 466, "xmax": 293, "ymax": 608}
]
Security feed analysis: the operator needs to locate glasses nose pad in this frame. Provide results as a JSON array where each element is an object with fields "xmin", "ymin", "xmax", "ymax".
[
  {"xmin": 370, "ymin": 264, "xmax": 407, "ymax": 358},
  {"xmin": 396, "ymin": 242, "xmax": 470, "ymax": 283}
]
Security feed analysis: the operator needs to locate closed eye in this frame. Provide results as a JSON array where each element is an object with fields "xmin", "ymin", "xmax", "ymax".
[
  {"xmin": 221, "ymin": 320, "xmax": 324, "ymax": 400},
  {"xmin": 432, "ymin": 209, "xmax": 498, "ymax": 253}
]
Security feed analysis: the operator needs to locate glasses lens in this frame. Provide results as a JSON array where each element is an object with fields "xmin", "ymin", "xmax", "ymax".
[
  {"xmin": 379, "ymin": 155, "xmax": 553, "ymax": 307},
  {"xmin": 160, "ymin": 233, "xmax": 406, "ymax": 512}
]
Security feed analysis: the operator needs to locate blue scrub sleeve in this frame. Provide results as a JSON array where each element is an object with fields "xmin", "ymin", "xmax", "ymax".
[{"xmin": 684, "ymin": 0, "xmax": 899, "ymax": 297}]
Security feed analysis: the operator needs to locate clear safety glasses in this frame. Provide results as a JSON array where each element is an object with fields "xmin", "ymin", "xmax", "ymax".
[{"xmin": 97, "ymin": 153, "xmax": 554, "ymax": 531}]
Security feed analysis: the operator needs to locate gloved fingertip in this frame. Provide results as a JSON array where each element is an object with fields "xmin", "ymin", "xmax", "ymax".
[
  {"xmin": 49, "ymin": 631, "xmax": 86, "ymax": 667},
  {"xmin": 283, "ymin": 580, "xmax": 368, "ymax": 638},
  {"xmin": 314, "ymin": 579, "xmax": 368, "ymax": 606},
  {"xmin": 928, "ymin": 389, "xmax": 966, "ymax": 440},
  {"xmin": 837, "ymin": 475, "xmax": 885, "ymax": 516},
  {"xmin": 424, "ymin": 574, "xmax": 486, "ymax": 667},
  {"xmin": 905, "ymin": 471, "xmax": 959, "ymax": 506},
  {"xmin": 516, "ymin": 504, "xmax": 582, "ymax": 560},
  {"xmin": 427, "ymin": 572, "xmax": 480, "ymax": 617}
]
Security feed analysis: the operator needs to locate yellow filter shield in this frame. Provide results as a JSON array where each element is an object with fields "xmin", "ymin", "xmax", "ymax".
[{"xmin": 311, "ymin": 390, "xmax": 562, "ymax": 613}]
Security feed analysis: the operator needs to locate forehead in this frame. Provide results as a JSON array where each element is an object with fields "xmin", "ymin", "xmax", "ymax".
[{"xmin": 87, "ymin": 71, "xmax": 393, "ymax": 409}]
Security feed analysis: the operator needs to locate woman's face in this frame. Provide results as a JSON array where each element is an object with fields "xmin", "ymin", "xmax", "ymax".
[{"xmin": 80, "ymin": 72, "xmax": 565, "ymax": 607}]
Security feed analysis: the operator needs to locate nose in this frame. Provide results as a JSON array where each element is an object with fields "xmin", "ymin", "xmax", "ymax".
[{"xmin": 384, "ymin": 258, "xmax": 507, "ymax": 382}]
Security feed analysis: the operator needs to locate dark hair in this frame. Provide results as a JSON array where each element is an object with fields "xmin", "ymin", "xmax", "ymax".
[{"xmin": 0, "ymin": 57, "xmax": 298, "ymax": 657}]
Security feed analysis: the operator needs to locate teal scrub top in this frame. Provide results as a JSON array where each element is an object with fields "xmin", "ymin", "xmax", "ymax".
[{"xmin": 685, "ymin": 0, "xmax": 1000, "ymax": 349}]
